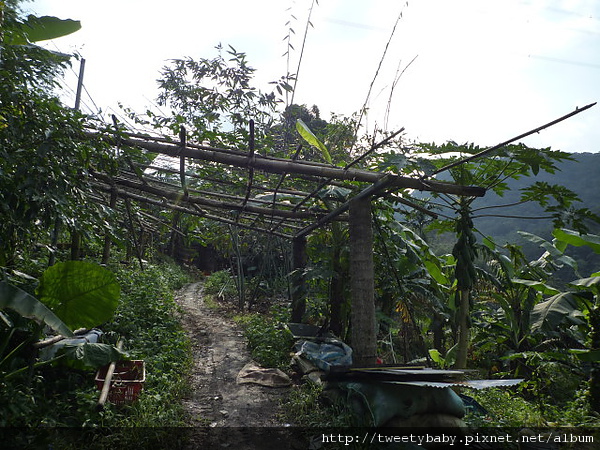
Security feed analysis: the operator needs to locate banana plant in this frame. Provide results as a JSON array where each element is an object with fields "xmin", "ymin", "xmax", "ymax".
[
  {"xmin": 517, "ymin": 229, "xmax": 600, "ymax": 412},
  {"xmin": 1, "ymin": 261, "xmax": 123, "ymax": 380}
]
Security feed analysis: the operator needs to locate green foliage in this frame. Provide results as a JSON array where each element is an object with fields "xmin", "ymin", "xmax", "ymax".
[
  {"xmin": 0, "ymin": 281, "xmax": 73, "ymax": 337},
  {"xmin": 235, "ymin": 306, "xmax": 293, "ymax": 369},
  {"xmin": 282, "ymin": 383, "xmax": 355, "ymax": 428},
  {"xmin": 203, "ymin": 269, "xmax": 237, "ymax": 300},
  {"xmin": 0, "ymin": 260, "xmax": 191, "ymax": 428},
  {"xmin": 465, "ymin": 388, "xmax": 547, "ymax": 427},
  {"xmin": 6, "ymin": 14, "xmax": 81, "ymax": 45},
  {"xmin": 1, "ymin": 1, "xmax": 117, "ymax": 268},
  {"xmin": 296, "ymin": 118, "xmax": 332, "ymax": 164},
  {"xmin": 37, "ymin": 261, "xmax": 120, "ymax": 330},
  {"xmin": 152, "ymin": 44, "xmax": 284, "ymax": 146}
]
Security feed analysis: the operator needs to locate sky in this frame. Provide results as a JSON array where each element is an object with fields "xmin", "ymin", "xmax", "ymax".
[{"xmin": 28, "ymin": 0, "xmax": 600, "ymax": 153}]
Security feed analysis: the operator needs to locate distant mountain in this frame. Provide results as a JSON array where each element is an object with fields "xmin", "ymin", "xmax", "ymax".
[
  {"xmin": 421, "ymin": 153, "xmax": 600, "ymax": 282},
  {"xmin": 471, "ymin": 152, "xmax": 600, "ymax": 279}
]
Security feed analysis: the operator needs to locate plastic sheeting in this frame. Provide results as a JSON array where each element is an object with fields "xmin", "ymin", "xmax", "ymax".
[{"xmin": 294, "ymin": 340, "xmax": 352, "ymax": 372}]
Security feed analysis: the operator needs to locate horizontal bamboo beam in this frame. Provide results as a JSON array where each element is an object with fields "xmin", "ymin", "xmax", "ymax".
[
  {"xmin": 93, "ymin": 182, "xmax": 293, "ymax": 239},
  {"xmin": 88, "ymin": 132, "xmax": 486, "ymax": 197},
  {"xmin": 91, "ymin": 171, "xmax": 343, "ymax": 223}
]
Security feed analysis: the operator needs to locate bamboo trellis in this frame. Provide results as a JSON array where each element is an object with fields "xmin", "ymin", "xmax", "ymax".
[{"xmin": 86, "ymin": 127, "xmax": 486, "ymax": 241}]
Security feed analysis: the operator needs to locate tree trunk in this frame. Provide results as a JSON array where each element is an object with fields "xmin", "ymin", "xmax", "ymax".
[
  {"xmin": 349, "ymin": 196, "xmax": 377, "ymax": 367},
  {"xmin": 290, "ymin": 236, "xmax": 307, "ymax": 323},
  {"xmin": 455, "ymin": 289, "xmax": 470, "ymax": 369},
  {"xmin": 70, "ymin": 231, "xmax": 81, "ymax": 260}
]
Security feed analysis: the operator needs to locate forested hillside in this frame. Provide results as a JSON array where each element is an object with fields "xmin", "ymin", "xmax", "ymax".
[{"xmin": 471, "ymin": 152, "xmax": 600, "ymax": 278}]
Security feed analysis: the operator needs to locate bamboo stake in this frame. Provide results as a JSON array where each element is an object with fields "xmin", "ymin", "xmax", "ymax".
[
  {"xmin": 424, "ymin": 102, "xmax": 597, "ymax": 180},
  {"xmin": 97, "ymin": 339, "xmax": 124, "ymax": 409}
]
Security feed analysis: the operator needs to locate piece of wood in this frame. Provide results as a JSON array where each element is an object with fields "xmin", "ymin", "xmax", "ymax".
[{"xmin": 97, "ymin": 339, "xmax": 124, "ymax": 409}]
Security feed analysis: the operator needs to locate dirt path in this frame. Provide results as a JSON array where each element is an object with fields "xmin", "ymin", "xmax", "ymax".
[{"xmin": 175, "ymin": 282, "xmax": 288, "ymax": 429}]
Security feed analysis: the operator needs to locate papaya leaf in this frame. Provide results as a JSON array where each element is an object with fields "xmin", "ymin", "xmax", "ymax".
[
  {"xmin": 37, "ymin": 261, "xmax": 120, "ymax": 330},
  {"xmin": 0, "ymin": 281, "xmax": 73, "ymax": 337},
  {"xmin": 296, "ymin": 119, "xmax": 332, "ymax": 164}
]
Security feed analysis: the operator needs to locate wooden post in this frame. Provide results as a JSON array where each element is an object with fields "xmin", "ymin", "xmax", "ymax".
[
  {"xmin": 70, "ymin": 58, "xmax": 86, "ymax": 262},
  {"xmin": 349, "ymin": 196, "xmax": 377, "ymax": 367},
  {"xmin": 101, "ymin": 189, "xmax": 118, "ymax": 265},
  {"xmin": 290, "ymin": 236, "xmax": 307, "ymax": 323}
]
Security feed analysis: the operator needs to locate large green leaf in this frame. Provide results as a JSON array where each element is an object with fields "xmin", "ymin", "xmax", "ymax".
[
  {"xmin": 569, "ymin": 276, "xmax": 600, "ymax": 289},
  {"xmin": 296, "ymin": 119, "xmax": 333, "ymax": 164},
  {"xmin": 570, "ymin": 348, "xmax": 600, "ymax": 362},
  {"xmin": 9, "ymin": 15, "xmax": 81, "ymax": 45},
  {"xmin": 512, "ymin": 278, "xmax": 560, "ymax": 296},
  {"xmin": 530, "ymin": 292, "xmax": 582, "ymax": 332},
  {"xmin": 0, "ymin": 282, "xmax": 73, "ymax": 337},
  {"xmin": 552, "ymin": 229, "xmax": 600, "ymax": 254},
  {"xmin": 37, "ymin": 262, "xmax": 120, "ymax": 330}
]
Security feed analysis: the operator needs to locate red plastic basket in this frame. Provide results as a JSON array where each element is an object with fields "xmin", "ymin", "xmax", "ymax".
[{"xmin": 95, "ymin": 360, "xmax": 145, "ymax": 405}]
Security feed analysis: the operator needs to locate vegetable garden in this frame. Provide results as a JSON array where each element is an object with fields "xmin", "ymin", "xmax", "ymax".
[{"xmin": 1, "ymin": 0, "xmax": 600, "ymax": 447}]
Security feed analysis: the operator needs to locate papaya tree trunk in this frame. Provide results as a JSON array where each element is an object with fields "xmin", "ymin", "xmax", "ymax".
[
  {"xmin": 349, "ymin": 197, "xmax": 377, "ymax": 367},
  {"xmin": 455, "ymin": 289, "xmax": 470, "ymax": 368},
  {"xmin": 452, "ymin": 200, "xmax": 476, "ymax": 369}
]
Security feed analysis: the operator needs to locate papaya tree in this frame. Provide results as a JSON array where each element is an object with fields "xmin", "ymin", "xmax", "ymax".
[{"xmin": 391, "ymin": 142, "xmax": 598, "ymax": 368}]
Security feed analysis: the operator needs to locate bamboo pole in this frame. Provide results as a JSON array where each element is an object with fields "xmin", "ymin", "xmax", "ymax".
[
  {"xmin": 92, "ymin": 171, "xmax": 342, "ymax": 222},
  {"xmin": 424, "ymin": 102, "xmax": 597, "ymax": 180},
  {"xmin": 97, "ymin": 339, "xmax": 124, "ymax": 409},
  {"xmin": 87, "ymin": 132, "xmax": 486, "ymax": 197}
]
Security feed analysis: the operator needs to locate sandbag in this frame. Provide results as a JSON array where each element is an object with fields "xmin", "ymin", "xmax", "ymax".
[{"xmin": 329, "ymin": 381, "xmax": 465, "ymax": 427}]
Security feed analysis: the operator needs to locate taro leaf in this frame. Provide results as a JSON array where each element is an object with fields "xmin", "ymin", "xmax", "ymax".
[
  {"xmin": 37, "ymin": 261, "xmax": 120, "ymax": 330},
  {"xmin": 530, "ymin": 292, "xmax": 581, "ymax": 333},
  {"xmin": 0, "ymin": 281, "xmax": 73, "ymax": 337},
  {"xmin": 296, "ymin": 119, "xmax": 332, "ymax": 164},
  {"xmin": 10, "ymin": 16, "xmax": 82, "ymax": 45}
]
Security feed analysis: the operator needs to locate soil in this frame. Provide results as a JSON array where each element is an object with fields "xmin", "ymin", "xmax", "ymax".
[{"xmin": 175, "ymin": 282, "xmax": 289, "ymax": 429}]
